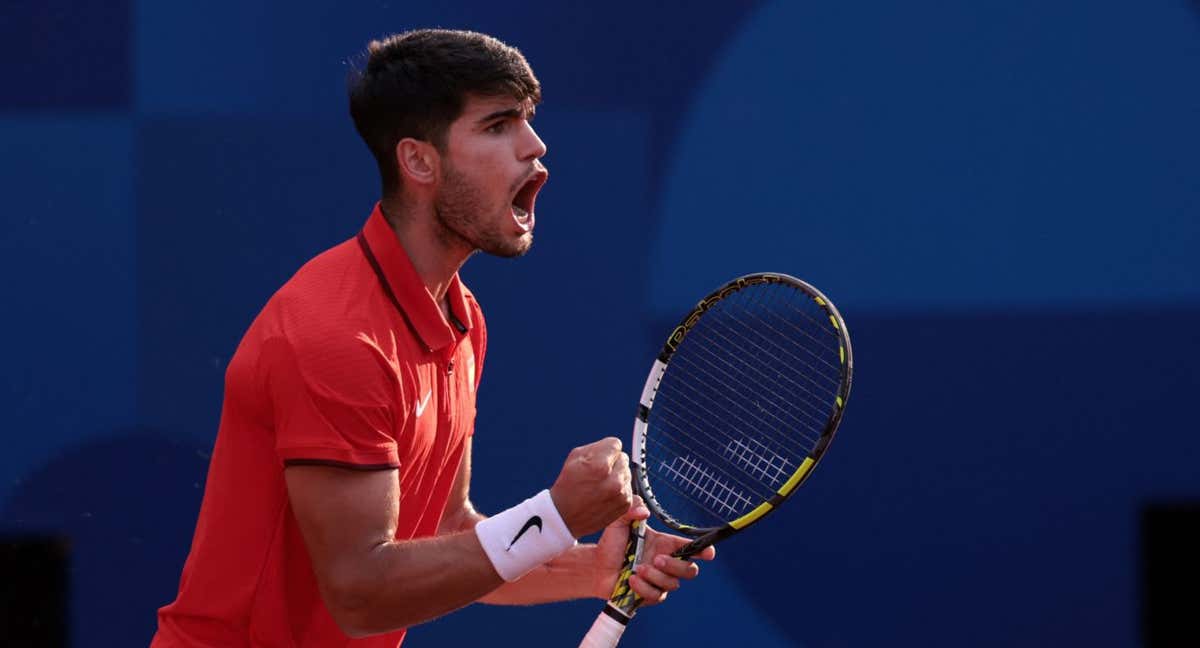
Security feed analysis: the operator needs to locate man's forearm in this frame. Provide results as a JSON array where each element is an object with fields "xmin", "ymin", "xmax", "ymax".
[
  {"xmin": 336, "ymin": 496, "xmax": 592, "ymax": 634},
  {"xmin": 330, "ymin": 530, "xmax": 504, "ymax": 636},
  {"xmin": 479, "ymin": 543, "xmax": 601, "ymax": 605}
]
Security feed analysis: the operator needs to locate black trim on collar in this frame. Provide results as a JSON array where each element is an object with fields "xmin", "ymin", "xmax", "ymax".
[
  {"xmin": 448, "ymin": 309, "xmax": 468, "ymax": 334},
  {"xmin": 356, "ymin": 231, "xmax": 429, "ymax": 351}
]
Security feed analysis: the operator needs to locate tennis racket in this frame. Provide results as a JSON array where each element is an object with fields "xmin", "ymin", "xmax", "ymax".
[{"xmin": 578, "ymin": 272, "xmax": 853, "ymax": 647}]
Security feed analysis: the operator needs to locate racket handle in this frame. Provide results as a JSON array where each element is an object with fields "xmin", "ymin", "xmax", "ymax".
[
  {"xmin": 578, "ymin": 606, "xmax": 628, "ymax": 648},
  {"xmin": 579, "ymin": 518, "xmax": 644, "ymax": 647}
]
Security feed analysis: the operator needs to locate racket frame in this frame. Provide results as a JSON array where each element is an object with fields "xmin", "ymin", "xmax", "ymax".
[{"xmin": 631, "ymin": 272, "xmax": 853, "ymax": 557}]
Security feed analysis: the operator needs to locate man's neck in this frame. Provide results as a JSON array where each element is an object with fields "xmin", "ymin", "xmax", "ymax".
[{"xmin": 378, "ymin": 199, "xmax": 472, "ymax": 309}]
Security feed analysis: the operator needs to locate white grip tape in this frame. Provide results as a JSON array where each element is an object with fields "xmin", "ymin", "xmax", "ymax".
[
  {"xmin": 475, "ymin": 489, "xmax": 576, "ymax": 582},
  {"xmin": 578, "ymin": 610, "xmax": 627, "ymax": 648}
]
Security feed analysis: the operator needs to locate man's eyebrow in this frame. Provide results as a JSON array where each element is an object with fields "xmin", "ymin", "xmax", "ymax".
[{"xmin": 476, "ymin": 105, "xmax": 535, "ymax": 124}]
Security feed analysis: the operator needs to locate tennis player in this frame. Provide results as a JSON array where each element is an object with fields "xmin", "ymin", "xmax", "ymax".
[{"xmin": 152, "ymin": 29, "xmax": 714, "ymax": 647}]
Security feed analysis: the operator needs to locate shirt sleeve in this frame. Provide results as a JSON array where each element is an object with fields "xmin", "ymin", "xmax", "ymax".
[{"xmin": 262, "ymin": 333, "xmax": 402, "ymax": 470}]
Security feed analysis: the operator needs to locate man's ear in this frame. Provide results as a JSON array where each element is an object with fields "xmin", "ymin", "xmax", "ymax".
[{"xmin": 396, "ymin": 138, "xmax": 439, "ymax": 186}]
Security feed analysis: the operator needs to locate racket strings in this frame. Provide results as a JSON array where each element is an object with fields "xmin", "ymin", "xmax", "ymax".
[
  {"xmin": 652, "ymin": 364, "xmax": 820, "ymax": 456},
  {"xmin": 657, "ymin": 357, "xmax": 825, "ymax": 463},
  {"xmin": 648, "ymin": 359, "xmax": 825, "ymax": 516},
  {"xmin": 718, "ymin": 283, "xmax": 844, "ymax": 393},
  {"xmin": 641, "ymin": 447, "xmax": 751, "ymax": 527},
  {"xmin": 746, "ymin": 284, "xmax": 844, "ymax": 374},
  {"xmin": 648, "ymin": 372, "xmax": 816, "ymax": 518},
  {"xmin": 692, "ymin": 309, "xmax": 841, "ymax": 402},
  {"xmin": 674, "ymin": 289, "xmax": 841, "ymax": 430},
  {"xmin": 672, "ymin": 327, "xmax": 836, "ymax": 429},
  {"xmin": 647, "ymin": 437, "xmax": 758, "ymax": 519},
  {"xmin": 662, "ymin": 343, "xmax": 830, "ymax": 441},
  {"xmin": 645, "ymin": 442, "xmax": 766, "ymax": 527},
  {"xmin": 674, "ymin": 290, "xmax": 843, "ymax": 428},
  {"xmin": 698, "ymin": 286, "xmax": 841, "ymax": 383},
  {"xmin": 649, "ymin": 405, "xmax": 794, "ymax": 502},
  {"xmin": 646, "ymin": 410, "xmax": 793, "ymax": 527}
]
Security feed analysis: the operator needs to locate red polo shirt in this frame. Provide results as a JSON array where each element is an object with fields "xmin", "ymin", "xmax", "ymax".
[{"xmin": 153, "ymin": 205, "xmax": 486, "ymax": 647}]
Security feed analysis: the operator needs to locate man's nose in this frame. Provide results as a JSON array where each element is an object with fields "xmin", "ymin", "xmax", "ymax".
[{"xmin": 520, "ymin": 122, "xmax": 547, "ymax": 161}]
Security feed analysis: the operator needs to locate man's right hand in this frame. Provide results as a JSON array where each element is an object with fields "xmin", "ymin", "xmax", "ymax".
[{"xmin": 549, "ymin": 437, "xmax": 633, "ymax": 537}]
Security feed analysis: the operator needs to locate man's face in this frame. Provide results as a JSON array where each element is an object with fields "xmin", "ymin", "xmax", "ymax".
[{"xmin": 433, "ymin": 94, "xmax": 549, "ymax": 258}]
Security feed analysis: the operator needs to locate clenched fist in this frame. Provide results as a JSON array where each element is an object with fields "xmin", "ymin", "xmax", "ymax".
[{"xmin": 549, "ymin": 438, "xmax": 633, "ymax": 537}]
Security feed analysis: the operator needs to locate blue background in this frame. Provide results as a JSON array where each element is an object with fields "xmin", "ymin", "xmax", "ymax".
[{"xmin": 3, "ymin": 1, "xmax": 1199, "ymax": 646}]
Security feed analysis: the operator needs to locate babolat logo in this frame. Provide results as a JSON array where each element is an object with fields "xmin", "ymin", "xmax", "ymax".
[{"xmin": 666, "ymin": 326, "xmax": 687, "ymax": 352}]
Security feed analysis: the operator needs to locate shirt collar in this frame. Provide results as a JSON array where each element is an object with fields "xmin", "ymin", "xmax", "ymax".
[{"xmin": 358, "ymin": 203, "xmax": 473, "ymax": 352}]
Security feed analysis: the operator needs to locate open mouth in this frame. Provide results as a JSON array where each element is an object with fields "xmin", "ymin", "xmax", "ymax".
[{"xmin": 511, "ymin": 168, "xmax": 548, "ymax": 232}]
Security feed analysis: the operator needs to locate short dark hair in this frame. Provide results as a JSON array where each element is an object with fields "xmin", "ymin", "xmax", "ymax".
[{"xmin": 348, "ymin": 29, "xmax": 541, "ymax": 196}]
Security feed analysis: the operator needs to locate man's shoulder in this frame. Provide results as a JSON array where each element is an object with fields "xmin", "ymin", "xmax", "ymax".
[
  {"xmin": 268, "ymin": 237, "xmax": 425, "ymax": 368},
  {"xmin": 247, "ymin": 237, "xmax": 377, "ymax": 347},
  {"xmin": 270, "ymin": 237, "xmax": 365, "ymax": 314},
  {"xmin": 282, "ymin": 236, "xmax": 363, "ymax": 292}
]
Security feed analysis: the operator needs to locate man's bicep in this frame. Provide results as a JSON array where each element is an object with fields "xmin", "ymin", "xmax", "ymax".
[
  {"xmin": 264, "ymin": 335, "xmax": 401, "ymax": 469},
  {"xmin": 284, "ymin": 465, "xmax": 400, "ymax": 593}
]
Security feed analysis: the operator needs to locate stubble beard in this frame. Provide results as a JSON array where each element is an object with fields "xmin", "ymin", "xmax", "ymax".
[{"xmin": 435, "ymin": 163, "xmax": 533, "ymax": 259}]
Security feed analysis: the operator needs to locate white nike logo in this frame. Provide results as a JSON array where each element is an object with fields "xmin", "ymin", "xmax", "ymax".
[{"xmin": 415, "ymin": 389, "xmax": 432, "ymax": 417}]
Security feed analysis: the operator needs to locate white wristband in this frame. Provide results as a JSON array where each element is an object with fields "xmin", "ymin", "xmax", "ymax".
[{"xmin": 475, "ymin": 489, "xmax": 577, "ymax": 582}]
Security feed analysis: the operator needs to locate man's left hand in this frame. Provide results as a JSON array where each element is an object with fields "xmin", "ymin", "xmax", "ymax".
[{"xmin": 593, "ymin": 497, "xmax": 717, "ymax": 606}]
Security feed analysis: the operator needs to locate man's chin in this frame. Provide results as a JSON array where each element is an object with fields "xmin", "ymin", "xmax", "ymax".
[{"xmin": 481, "ymin": 234, "xmax": 533, "ymax": 259}]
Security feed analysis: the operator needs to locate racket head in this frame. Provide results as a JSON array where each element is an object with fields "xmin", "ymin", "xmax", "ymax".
[{"xmin": 630, "ymin": 273, "xmax": 852, "ymax": 553}]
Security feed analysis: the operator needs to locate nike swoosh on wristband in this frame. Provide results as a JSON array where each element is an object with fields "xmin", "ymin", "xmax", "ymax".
[
  {"xmin": 506, "ymin": 516, "xmax": 543, "ymax": 551},
  {"xmin": 415, "ymin": 389, "xmax": 431, "ymax": 417}
]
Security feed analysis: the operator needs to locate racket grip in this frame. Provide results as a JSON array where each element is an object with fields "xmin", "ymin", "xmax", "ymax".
[
  {"xmin": 578, "ymin": 607, "xmax": 628, "ymax": 648},
  {"xmin": 579, "ymin": 518, "xmax": 643, "ymax": 647}
]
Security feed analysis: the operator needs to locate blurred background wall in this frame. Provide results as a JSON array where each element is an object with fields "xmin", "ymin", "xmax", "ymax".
[{"xmin": 2, "ymin": 1, "xmax": 1199, "ymax": 646}]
